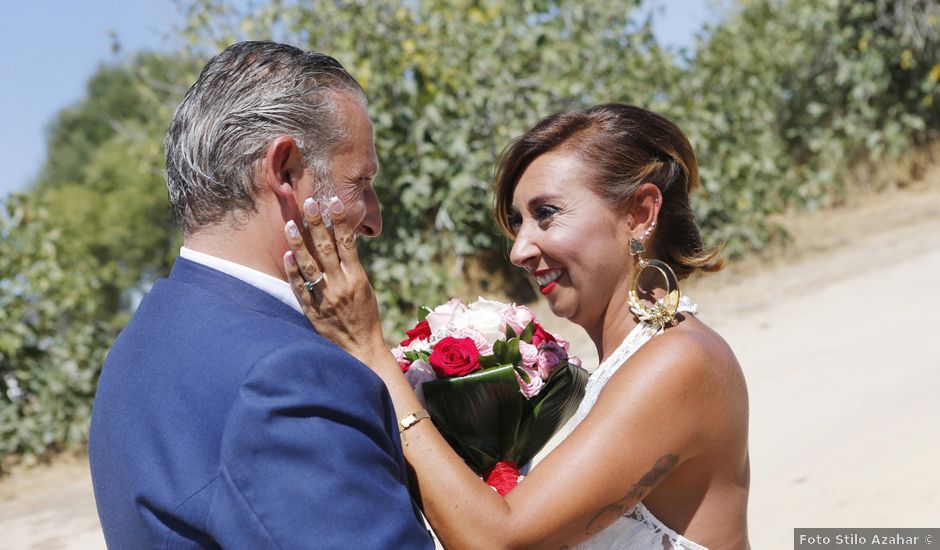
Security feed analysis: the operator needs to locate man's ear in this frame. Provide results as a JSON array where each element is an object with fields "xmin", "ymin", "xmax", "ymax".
[{"xmin": 262, "ymin": 136, "xmax": 305, "ymax": 199}]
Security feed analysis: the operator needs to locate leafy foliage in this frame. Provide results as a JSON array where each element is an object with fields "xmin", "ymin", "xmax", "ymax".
[
  {"xmin": 177, "ymin": 0, "xmax": 938, "ymax": 322},
  {"xmin": 675, "ymin": 0, "xmax": 939, "ymax": 254},
  {"xmin": 1, "ymin": 0, "xmax": 937, "ymax": 462},
  {"xmin": 0, "ymin": 53, "xmax": 200, "ymax": 464},
  {"xmin": 0, "ymin": 195, "xmax": 114, "ymax": 467}
]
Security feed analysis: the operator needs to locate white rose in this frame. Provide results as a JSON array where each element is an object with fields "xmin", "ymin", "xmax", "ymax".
[
  {"xmin": 469, "ymin": 297, "xmax": 507, "ymax": 314},
  {"xmin": 460, "ymin": 309, "xmax": 504, "ymax": 345},
  {"xmin": 461, "ymin": 297, "xmax": 509, "ymax": 344}
]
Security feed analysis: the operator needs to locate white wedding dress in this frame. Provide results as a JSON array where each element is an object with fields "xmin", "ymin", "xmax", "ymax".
[{"xmin": 567, "ymin": 296, "xmax": 708, "ymax": 550}]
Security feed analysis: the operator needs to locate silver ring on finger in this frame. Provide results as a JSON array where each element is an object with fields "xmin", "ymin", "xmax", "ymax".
[{"xmin": 303, "ymin": 272, "xmax": 325, "ymax": 293}]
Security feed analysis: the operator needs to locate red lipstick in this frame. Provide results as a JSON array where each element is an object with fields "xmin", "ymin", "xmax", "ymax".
[{"xmin": 534, "ymin": 268, "xmax": 563, "ymax": 295}]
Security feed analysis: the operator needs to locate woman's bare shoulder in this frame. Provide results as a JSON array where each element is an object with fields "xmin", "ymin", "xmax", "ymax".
[
  {"xmin": 643, "ymin": 315, "xmax": 742, "ymax": 387},
  {"xmin": 608, "ymin": 315, "xmax": 748, "ymax": 437}
]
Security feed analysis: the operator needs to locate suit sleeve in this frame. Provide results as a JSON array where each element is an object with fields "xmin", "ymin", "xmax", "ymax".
[{"xmin": 208, "ymin": 340, "xmax": 435, "ymax": 549}]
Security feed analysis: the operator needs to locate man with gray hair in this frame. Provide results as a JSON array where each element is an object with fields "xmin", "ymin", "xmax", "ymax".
[{"xmin": 89, "ymin": 41, "xmax": 434, "ymax": 548}]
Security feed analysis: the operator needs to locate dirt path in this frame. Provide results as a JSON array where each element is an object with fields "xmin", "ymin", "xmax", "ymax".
[
  {"xmin": 692, "ymin": 183, "xmax": 940, "ymax": 548},
  {"xmin": 0, "ymin": 456, "xmax": 104, "ymax": 549},
  {"xmin": 2, "ymin": 181, "xmax": 938, "ymax": 549}
]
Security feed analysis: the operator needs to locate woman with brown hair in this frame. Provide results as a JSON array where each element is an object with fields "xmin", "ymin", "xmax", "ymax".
[{"xmin": 284, "ymin": 103, "xmax": 750, "ymax": 549}]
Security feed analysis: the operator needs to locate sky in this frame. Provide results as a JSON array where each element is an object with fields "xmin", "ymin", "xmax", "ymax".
[{"xmin": 0, "ymin": 0, "xmax": 723, "ymax": 198}]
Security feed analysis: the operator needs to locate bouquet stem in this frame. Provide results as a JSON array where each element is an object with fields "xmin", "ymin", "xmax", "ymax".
[{"xmin": 483, "ymin": 460, "xmax": 521, "ymax": 496}]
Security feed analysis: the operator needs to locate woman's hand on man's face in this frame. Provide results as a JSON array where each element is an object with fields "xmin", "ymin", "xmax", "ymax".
[{"xmin": 283, "ymin": 196, "xmax": 387, "ymax": 365}]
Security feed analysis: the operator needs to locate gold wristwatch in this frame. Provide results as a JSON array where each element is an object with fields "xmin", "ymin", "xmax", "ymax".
[{"xmin": 398, "ymin": 410, "xmax": 430, "ymax": 434}]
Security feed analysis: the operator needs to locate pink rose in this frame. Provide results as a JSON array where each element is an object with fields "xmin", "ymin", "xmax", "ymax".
[
  {"xmin": 514, "ymin": 365, "xmax": 544, "ymax": 398},
  {"xmin": 451, "ymin": 327, "xmax": 494, "ymax": 356},
  {"xmin": 404, "ymin": 359, "xmax": 437, "ymax": 407},
  {"xmin": 424, "ymin": 298, "xmax": 466, "ymax": 334},
  {"xmin": 429, "ymin": 336, "xmax": 482, "ymax": 377},
  {"xmin": 518, "ymin": 341, "xmax": 538, "ymax": 369},
  {"xmin": 501, "ymin": 304, "xmax": 537, "ymax": 336},
  {"xmin": 536, "ymin": 341, "xmax": 566, "ymax": 379}
]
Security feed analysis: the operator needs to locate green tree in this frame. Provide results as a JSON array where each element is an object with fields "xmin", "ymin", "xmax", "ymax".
[
  {"xmin": 34, "ymin": 52, "xmax": 200, "ymax": 318},
  {"xmin": 0, "ymin": 52, "xmax": 199, "ymax": 465},
  {"xmin": 0, "ymin": 194, "xmax": 113, "ymax": 465},
  {"xmin": 2, "ymin": 0, "xmax": 937, "ymax": 464},
  {"xmin": 672, "ymin": 0, "xmax": 939, "ymax": 255},
  {"xmin": 175, "ymin": 0, "xmax": 938, "ymax": 325}
]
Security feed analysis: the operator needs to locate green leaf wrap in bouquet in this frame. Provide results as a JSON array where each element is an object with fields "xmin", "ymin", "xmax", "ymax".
[{"xmin": 393, "ymin": 298, "xmax": 589, "ymax": 495}]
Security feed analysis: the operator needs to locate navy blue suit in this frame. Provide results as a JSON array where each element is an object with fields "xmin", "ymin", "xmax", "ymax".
[{"xmin": 89, "ymin": 258, "xmax": 433, "ymax": 549}]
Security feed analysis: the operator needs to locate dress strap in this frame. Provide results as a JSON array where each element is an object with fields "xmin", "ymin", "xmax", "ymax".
[
  {"xmin": 590, "ymin": 296, "xmax": 699, "ymax": 393},
  {"xmin": 676, "ymin": 295, "xmax": 697, "ymax": 315}
]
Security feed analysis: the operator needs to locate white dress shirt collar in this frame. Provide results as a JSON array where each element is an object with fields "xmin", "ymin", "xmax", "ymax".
[{"xmin": 179, "ymin": 246, "xmax": 302, "ymax": 315}]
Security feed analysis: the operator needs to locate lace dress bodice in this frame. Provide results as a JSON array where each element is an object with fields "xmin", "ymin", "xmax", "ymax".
[{"xmin": 568, "ymin": 296, "xmax": 708, "ymax": 550}]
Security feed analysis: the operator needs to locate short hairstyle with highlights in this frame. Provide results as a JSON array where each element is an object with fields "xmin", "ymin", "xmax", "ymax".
[{"xmin": 165, "ymin": 41, "xmax": 365, "ymax": 235}]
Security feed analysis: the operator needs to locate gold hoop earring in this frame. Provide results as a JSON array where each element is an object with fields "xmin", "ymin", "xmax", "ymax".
[{"xmin": 628, "ymin": 237, "xmax": 680, "ymax": 329}]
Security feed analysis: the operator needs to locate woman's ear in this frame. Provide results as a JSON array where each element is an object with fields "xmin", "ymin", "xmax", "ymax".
[
  {"xmin": 262, "ymin": 136, "xmax": 305, "ymax": 199},
  {"xmin": 629, "ymin": 182, "xmax": 663, "ymax": 239}
]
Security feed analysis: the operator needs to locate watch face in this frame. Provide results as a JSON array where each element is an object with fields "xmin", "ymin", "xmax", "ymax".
[{"xmin": 400, "ymin": 411, "xmax": 427, "ymax": 432}]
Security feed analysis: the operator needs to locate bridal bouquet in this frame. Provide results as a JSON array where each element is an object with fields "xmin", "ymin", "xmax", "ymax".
[{"xmin": 393, "ymin": 298, "xmax": 589, "ymax": 495}]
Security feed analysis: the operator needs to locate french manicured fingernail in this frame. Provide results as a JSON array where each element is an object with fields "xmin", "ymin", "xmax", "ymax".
[
  {"xmin": 284, "ymin": 250, "xmax": 295, "ymax": 265},
  {"xmin": 329, "ymin": 196, "xmax": 344, "ymax": 213},
  {"xmin": 285, "ymin": 219, "xmax": 299, "ymax": 238},
  {"xmin": 304, "ymin": 197, "xmax": 318, "ymax": 216}
]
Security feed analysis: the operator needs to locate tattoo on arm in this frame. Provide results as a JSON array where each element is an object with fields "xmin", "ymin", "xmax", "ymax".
[{"xmin": 584, "ymin": 454, "xmax": 679, "ymax": 536}]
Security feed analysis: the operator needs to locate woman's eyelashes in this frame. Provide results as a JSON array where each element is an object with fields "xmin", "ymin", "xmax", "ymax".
[
  {"xmin": 507, "ymin": 212, "xmax": 523, "ymax": 232},
  {"xmin": 534, "ymin": 204, "xmax": 560, "ymax": 224},
  {"xmin": 507, "ymin": 203, "xmax": 560, "ymax": 232}
]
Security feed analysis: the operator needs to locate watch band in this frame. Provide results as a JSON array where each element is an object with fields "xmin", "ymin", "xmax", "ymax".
[{"xmin": 398, "ymin": 410, "xmax": 430, "ymax": 434}]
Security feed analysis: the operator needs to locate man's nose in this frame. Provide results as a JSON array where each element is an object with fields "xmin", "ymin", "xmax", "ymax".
[{"xmin": 357, "ymin": 185, "xmax": 382, "ymax": 237}]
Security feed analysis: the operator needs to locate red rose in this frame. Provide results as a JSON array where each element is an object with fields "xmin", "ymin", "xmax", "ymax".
[
  {"xmin": 400, "ymin": 319, "xmax": 431, "ymax": 346},
  {"xmin": 483, "ymin": 460, "xmax": 521, "ymax": 496},
  {"xmin": 530, "ymin": 323, "xmax": 556, "ymax": 347},
  {"xmin": 428, "ymin": 336, "xmax": 481, "ymax": 377}
]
